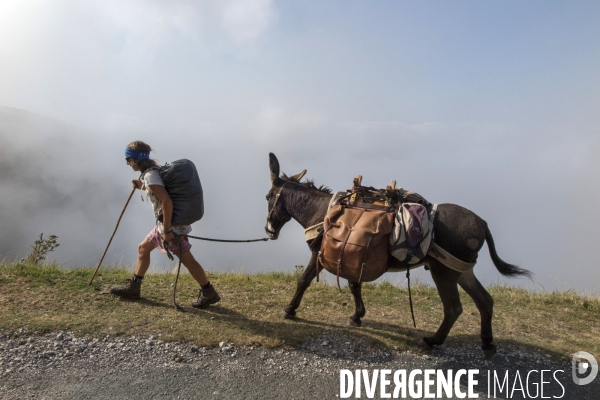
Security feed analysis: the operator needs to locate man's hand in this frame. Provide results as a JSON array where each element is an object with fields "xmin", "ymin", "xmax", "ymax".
[
  {"xmin": 162, "ymin": 231, "xmax": 175, "ymax": 242},
  {"xmin": 132, "ymin": 179, "xmax": 143, "ymax": 190}
]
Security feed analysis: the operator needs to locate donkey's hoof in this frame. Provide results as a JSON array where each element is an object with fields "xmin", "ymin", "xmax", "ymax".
[
  {"xmin": 283, "ymin": 309, "xmax": 296, "ymax": 320},
  {"xmin": 418, "ymin": 337, "xmax": 436, "ymax": 349},
  {"xmin": 482, "ymin": 344, "xmax": 497, "ymax": 359},
  {"xmin": 348, "ymin": 317, "xmax": 361, "ymax": 327}
]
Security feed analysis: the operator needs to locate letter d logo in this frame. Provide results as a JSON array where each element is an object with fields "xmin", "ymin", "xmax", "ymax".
[{"xmin": 572, "ymin": 351, "xmax": 598, "ymax": 385}]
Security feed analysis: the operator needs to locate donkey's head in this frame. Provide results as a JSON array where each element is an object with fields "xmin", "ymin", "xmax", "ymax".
[{"xmin": 265, "ymin": 153, "xmax": 306, "ymax": 240}]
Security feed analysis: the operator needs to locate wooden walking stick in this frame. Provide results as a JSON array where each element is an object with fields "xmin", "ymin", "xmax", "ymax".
[{"xmin": 89, "ymin": 184, "xmax": 138, "ymax": 285}]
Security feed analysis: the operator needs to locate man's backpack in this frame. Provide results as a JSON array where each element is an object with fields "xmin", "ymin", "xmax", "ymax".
[
  {"xmin": 147, "ymin": 159, "xmax": 204, "ymax": 226},
  {"xmin": 318, "ymin": 177, "xmax": 395, "ymax": 284}
]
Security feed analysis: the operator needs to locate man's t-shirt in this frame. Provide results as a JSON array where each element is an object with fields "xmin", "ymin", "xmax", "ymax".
[{"xmin": 142, "ymin": 169, "xmax": 192, "ymax": 235}]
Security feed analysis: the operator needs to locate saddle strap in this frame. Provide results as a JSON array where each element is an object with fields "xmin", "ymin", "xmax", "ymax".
[
  {"xmin": 357, "ymin": 235, "xmax": 373, "ymax": 284},
  {"xmin": 336, "ymin": 208, "xmax": 366, "ymax": 290},
  {"xmin": 316, "ymin": 251, "xmax": 321, "ymax": 283},
  {"xmin": 304, "ymin": 222, "xmax": 323, "ymax": 242},
  {"xmin": 428, "ymin": 241, "xmax": 476, "ymax": 272}
]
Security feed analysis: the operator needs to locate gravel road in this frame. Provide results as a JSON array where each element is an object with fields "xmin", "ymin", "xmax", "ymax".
[{"xmin": 1, "ymin": 329, "xmax": 598, "ymax": 399}]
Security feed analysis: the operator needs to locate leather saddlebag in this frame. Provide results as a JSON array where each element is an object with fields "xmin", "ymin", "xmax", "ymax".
[{"xmin": 318, "ymin": 202, "xmax": 395, "ymax": 283}]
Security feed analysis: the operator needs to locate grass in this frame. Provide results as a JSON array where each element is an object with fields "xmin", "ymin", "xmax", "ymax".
[{"xmin": 1, "ymin": 262, "xmax": 599, "ymax": 360}]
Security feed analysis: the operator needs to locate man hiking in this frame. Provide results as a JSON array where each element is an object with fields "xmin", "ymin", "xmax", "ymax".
[{"xmin": 110, "ymin": 140, "xmax": 220, "ymax": 308}]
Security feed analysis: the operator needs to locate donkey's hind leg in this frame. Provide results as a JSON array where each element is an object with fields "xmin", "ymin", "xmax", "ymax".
[
  {"xmin": 283, "ymin": 251, "xmax": 318, "ymax": 319},
  {"xmin": 420, "ymin": 260, "xmax": 463, "ymax": 348},
  {"xmin": 348, "ymin": 281, "xmax": 365, "ymax": 326},
  {"xmin": 458, "ymin": 269, "xmax": 497, "ymax": 357}
]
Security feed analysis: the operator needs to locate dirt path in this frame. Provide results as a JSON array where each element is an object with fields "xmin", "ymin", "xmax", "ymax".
[{"xmin": 1, "ymin": 329, "xmax": 597, "ymax": 399}]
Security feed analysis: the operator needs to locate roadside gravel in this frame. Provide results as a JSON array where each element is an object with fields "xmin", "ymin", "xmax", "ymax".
[{"xmin": 1, "ymin": 329, "xmax": 597, "ymax": 399}]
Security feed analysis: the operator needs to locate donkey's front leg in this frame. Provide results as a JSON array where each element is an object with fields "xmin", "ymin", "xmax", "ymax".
[
  {"xmin": 283, "ymin": 251, "xmax": 318, "ymax": 319},
  {"xmin": 348, "ymin": 281, "xmax": 366, "ymax": 326}
]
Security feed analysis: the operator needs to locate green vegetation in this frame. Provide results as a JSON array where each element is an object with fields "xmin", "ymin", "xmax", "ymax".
[
  {"xmin": 22, "ymin": 233, "xmax": 60, "ymax": 265},
  {"xmin": 1, "ymin": 262, "xmax": 598, "ymax": 360}
]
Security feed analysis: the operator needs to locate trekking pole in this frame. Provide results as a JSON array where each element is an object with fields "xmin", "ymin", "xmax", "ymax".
[{"xmin": 89, "ymin": 183, "xmax": 138, "ymax": 285}]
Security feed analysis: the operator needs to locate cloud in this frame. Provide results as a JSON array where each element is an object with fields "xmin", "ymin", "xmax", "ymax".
[
  {"xmin": 0, "ymin": 0, "xmax": 279, "ymax": 130},
  {"xmin": 87, "ymin": 1, "xmax": 276, "ymax": 52},
  {"xmin": 252, "ymin": 106, "xmax": 323, "ymax": 147},
  {"xmin": 0, "ymin": 107, "xmax": 134, "ymax": 265},
  {"xmin": 0, "ymin": 1, "xmax": 598, "ymax": 293},
  {"xmin": 218, "ymin": 0, "xmax": 278, "ymax": 44}
]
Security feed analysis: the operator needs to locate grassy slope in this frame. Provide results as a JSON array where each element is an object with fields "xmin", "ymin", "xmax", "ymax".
[{"xmin": 1, "ymin": 262, "xmax": 598, "ymax": 360}]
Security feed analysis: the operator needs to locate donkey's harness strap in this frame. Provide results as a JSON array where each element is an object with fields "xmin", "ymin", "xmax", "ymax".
[
  {"xmin": 428, "ymin": 242, "xmax": 476, "ymax": 272},
  {"xmin": 266, "ymin": 182, "xmax": 289, "ymax": 235},
  {"xmin": 304, "ymin": 191, "xmax": 347, "ymax": 242},
  {"xmin": 304, "ymin": 223, "xmax": 323, "ymax": 242}
]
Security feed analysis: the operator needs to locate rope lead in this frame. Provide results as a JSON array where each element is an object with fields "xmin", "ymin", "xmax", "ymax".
[
  {"xmin": 187, "ymin": 235, "xmax": 269, "ymax": 243},
  {"xmin": 167, "ymin": 233, "xmax": 269, "ymax": 309},
  {"xmin": 407, "ymin": 268, "xmax": 416, "ymax": 328}
]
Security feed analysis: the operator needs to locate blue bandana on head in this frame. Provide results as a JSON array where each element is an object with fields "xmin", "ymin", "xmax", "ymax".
[{"xmin": 125, "ymin": 148, "xmax": 150, "ymax": 160}]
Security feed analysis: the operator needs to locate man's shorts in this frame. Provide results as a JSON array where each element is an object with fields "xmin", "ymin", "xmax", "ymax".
[{"xmin": 145, "ymin": 226, "xmax": 192, "ymax": 256}]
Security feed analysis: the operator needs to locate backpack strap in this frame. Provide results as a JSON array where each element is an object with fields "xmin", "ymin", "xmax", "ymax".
[{"xmin": 140, "ymin": 166, "xmax": 161, "ymax": 181}]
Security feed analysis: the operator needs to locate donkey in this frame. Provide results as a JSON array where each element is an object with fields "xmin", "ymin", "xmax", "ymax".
[{"xmin": 265, "ymin": 153, "xmax": 531, "ymax": 356}]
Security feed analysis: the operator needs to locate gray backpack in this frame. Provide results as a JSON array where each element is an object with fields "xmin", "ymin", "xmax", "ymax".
[{"xmin": 146, "ymin": 159, "xmax": 204, "ymax": 226}]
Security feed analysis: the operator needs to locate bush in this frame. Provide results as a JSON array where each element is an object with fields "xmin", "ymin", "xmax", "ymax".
[{"xmin": 23, "ymin": 233, "xmax": 59, "ymax": 265}]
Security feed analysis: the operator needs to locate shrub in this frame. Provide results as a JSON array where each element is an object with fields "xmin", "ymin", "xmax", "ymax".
[{"xmin": 24, "ymin": 233, "xmax": 60, "ymax": 265}]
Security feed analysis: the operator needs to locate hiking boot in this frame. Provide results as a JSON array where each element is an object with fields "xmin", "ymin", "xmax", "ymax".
[
  {"xmin": 191, "ymin": 286, "xmax": 220, "ymax": 309},
  {"xmin": 110, "ymin": 279, "xmax": 141, "ymax": 299}
]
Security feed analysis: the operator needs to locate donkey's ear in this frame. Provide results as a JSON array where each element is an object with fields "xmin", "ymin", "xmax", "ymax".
[
  {"xmin": 269, "ymin": 152, "xmax": 280, "ymax": 183},
  {"xmin": 289, "ymin": 169, "xmax": 307, "ymax": 182}
]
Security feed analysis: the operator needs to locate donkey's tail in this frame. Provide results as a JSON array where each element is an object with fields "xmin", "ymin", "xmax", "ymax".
[{"xmin": 485, "ymin": 222, "xmax": 532, "ymax": 279}]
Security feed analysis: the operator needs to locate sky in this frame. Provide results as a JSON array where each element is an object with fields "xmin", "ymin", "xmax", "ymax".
[{"xmin": 0, "ymin": 1, "xmax": 599, "ymax": 294}]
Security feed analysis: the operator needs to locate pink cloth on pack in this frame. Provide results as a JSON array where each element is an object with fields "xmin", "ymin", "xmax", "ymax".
[{"xmin": 145, "ymin": 226, "xmax": 192, "ymax": 256}]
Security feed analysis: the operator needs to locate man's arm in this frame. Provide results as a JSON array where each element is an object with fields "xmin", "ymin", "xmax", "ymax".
[{"xmin": 148, "ymin": 184, "xmax": 174, "ymax": 241}]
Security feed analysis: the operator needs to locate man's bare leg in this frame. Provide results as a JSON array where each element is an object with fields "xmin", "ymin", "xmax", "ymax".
[
  {"xmin": 179, "ymin": 250, "xmax": 220, "ymax": 308},
  {"xmin": 179, "ymin": 250, "xmax": 208, "ymax": 286},
  {"xmin": 134, "ymin": 239, "xmax": 155, "ymax": 277},
  {"xmin": 111, "ymin": 239, "xmax": 155, "ymax": 298}
]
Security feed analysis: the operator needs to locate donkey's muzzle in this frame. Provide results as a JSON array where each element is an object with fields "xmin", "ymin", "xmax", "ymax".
[{"xmin": 265, "ymin": 226, "xmax": 279, "ymax": 240}]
